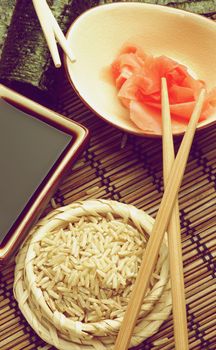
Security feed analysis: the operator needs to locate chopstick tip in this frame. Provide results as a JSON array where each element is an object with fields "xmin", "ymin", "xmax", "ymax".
[
  {"xmin": 200, "ymin": 88, "xmax": 206, "ymax": 98},
  {"xmin": 68, "ymin": 51, "xmax": 76, "ymax": 63},
  {"xmin": 161, "ymin": 77, "xmax": 168, "ymax": 97},
  {"xmin": 55, "ymin": 62, "xmax": 62, "ymax": 68}
]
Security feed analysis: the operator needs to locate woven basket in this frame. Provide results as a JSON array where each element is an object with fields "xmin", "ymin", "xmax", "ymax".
[{"xmin": 14, "ymin": 199, "xmax": 172, "ymax": 349}]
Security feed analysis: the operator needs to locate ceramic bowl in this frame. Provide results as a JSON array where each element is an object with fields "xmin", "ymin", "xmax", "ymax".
[{"xmin": 65, "ymin": 3, "xmax": 216, "ymax": 137}]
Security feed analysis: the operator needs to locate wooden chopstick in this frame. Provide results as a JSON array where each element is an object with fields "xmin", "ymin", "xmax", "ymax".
[
  {"xmin": 43, "ymin": 0, "xmax": 76, "ymax": 63},
  {"xmin": 32, "ymin": 0, "xmax": 76, "ymax": 68},
  {"xmin": 33, "ymin": 0, "xmax": 61, "ymax": 68},
  {"xmin": 161, "ymin": 77, "xmax": 189, "ymax": 350},
  {"xmin": 114, "ymin": 88, "xmax": 205, "ymax": 350}
]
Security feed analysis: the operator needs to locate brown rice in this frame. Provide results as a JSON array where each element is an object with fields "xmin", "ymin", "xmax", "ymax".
[{"xmin": 33, "ymin": 214, "xmax": 152, "ymax": 323}]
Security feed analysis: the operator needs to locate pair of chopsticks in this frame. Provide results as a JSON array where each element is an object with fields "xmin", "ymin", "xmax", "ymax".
[
  {"xmin": 114, "ymin": 78, "xmax": 205, "ymax": 350},
  {"xmin": 32, "ymin": 0, "xmax": 76, "ymax": 68}
]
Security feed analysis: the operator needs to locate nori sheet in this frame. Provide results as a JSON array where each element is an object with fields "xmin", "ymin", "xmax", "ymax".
[
  {"xmin": 0, "ymin": 0, "xmax": 99, "ymax": 99},
  {"xmin": 100, "ymin": 0, "xmax": 216, "ymax": 15},
  {"xmin": 0, "ymin": 0, "xmax": 215, "ymax": 99},
  {"xmin": 0, "ymin": 0, "xmax": 16, "ymax": 60}
]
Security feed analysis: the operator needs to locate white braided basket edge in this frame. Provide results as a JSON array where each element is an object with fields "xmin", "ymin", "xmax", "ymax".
[{"xmin": 14, "ymin": 199, "xmax": 172, "ymax": 349}]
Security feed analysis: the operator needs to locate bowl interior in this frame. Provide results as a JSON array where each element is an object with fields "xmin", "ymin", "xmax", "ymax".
[{"xmin": 65, "ymin": 3, "xmax": 216, "ymax": 136}]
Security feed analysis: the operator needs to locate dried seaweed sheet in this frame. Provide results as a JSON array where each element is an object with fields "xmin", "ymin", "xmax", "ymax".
[
  {"xmin": 0, "ymin": 0, "xmax": 16, "ymax": 59},
  {"xmin": 0, "ymin": 0, "xmax": 99, "ymax": 97},
  {"xmin": 101, "ymin": 0, "xmax": 216, "ymax": 15}
]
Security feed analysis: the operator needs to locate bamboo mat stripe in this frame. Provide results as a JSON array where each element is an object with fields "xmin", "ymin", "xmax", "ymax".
[{"xmin": 1, "ymin": 76, "xmax": 216, "ymax": 350}]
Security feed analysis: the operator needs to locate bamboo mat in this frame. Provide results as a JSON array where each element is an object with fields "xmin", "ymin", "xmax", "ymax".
[{"xmin": 1, "ymin": 73, "xmax": 216, "ymax": 349}]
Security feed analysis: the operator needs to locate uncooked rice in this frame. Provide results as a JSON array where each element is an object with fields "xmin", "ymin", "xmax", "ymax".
[{"xmin": 33, "ymin": 213, "xmax": 150, "ymax": 323}]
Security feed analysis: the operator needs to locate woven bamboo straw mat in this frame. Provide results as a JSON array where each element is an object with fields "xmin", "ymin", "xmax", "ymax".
[{"xmin": 1, "ymin": 48, "xmax": 216, "ymax": 350}]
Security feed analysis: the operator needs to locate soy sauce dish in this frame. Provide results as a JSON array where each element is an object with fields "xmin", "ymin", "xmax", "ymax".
[{"xmin": 64, "ymin": 2, "xmax": 216, "ymax": 137}]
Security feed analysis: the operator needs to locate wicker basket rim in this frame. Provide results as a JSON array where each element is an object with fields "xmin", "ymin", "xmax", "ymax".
[{"xmin": 14, "ymin": 199, "xmax": 171, "ymax": 349}]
